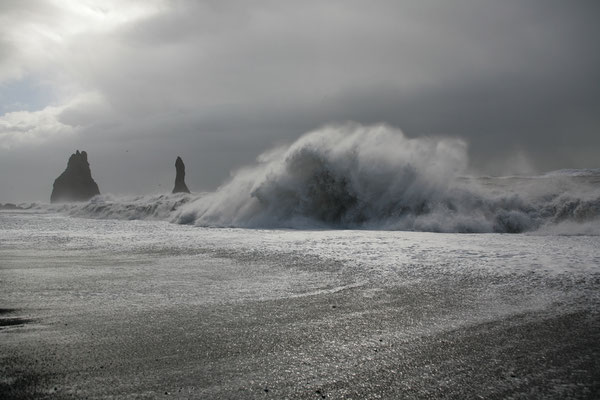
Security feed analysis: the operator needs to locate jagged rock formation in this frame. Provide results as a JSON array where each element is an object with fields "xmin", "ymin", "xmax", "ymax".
[
  {"xmin": 172, "ymin": 156, "xmax": 191, "ymax": 194},
  {"xmin": 50, "ymin": 150, "xmax": 100, "ymax": 203}
]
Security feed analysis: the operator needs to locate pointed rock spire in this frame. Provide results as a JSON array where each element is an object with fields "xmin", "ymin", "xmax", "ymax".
[
  {"xmin": 172, "ymin": 156, "xmax": 191, "ymax": 194},
  {"xmin": 51, "ymin": 150, "xmax": 101, "ymax": 203}
]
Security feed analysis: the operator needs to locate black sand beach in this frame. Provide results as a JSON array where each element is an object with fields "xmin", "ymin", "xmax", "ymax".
[{"xmin": 2, "ymin": 259, "xmax": 599, "ymax": 399}]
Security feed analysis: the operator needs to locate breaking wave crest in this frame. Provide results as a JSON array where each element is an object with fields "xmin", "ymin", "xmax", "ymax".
[
  {"xmin": 172, "ymin": 124, "xmax": 600, "ymax": 233},
  {"xmin": 24, "ymin": 124, "xmax": 600, "ymax": 234}
]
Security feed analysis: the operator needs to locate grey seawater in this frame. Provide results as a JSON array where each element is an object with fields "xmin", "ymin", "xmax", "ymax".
[{"xmin": 1, "ymin": 211, "xmax": 599, "ymax": 399}]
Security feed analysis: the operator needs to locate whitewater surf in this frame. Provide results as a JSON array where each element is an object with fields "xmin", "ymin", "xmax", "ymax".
[{"xmin": 26, "ymin": 124, "xmax": 600, "ymax": 234}]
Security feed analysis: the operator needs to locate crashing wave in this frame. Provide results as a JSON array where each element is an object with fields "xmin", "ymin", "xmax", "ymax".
[
  {"xmin": 20, "ymin": 123, "xmax": 600, "ymax": 234},
  {"xmin": 172, "ymin": 123, "xmax": 600, "ymax": 233}
]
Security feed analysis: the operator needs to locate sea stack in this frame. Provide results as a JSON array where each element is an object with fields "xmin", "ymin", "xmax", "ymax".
[
  {"xmin": 172, "ymin": 156, "xmax": 191, "ymax": 194},
  {"xmin": 50, "ymin": 150, "xmax": 101, "ymax": 203}
]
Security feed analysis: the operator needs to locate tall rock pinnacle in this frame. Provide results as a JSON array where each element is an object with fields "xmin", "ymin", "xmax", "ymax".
[
  {"xmin": 172, "ymin": 156, "xmax": 191, "ymax": 194},
  {"xmin": 50, "ymin": 150, "xmax": 101, "ymax": 203}
]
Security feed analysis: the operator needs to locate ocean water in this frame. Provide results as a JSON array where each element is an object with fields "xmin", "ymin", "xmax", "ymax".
[{"xmin": 29, "ymin": 124, "xmax": 600, "ymax": 234}]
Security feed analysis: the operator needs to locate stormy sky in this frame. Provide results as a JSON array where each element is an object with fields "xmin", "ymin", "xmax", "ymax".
[{"xmin": 1, "ymin": 0, "xmax": 599, "ymax": 202}]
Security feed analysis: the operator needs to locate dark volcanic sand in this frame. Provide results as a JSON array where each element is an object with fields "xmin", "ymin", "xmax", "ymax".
[{"xmin": 1, "ymin": 274, "xmax": 599, "ymax": 399}]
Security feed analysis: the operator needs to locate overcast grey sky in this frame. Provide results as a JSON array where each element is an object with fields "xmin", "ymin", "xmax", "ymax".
[{"xmin": 1, "ymin": 0, "xmax": 599, "ymax": 202}]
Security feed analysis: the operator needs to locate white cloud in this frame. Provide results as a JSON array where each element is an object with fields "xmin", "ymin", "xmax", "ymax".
[
  {"xmin": 0, "ymin": 0, "xmax": 159, "ymax": 148},
  {"xmin": 0, "ymin": 92, "xmax": 108, "ymax": 149},
  {"xmin": 0, "ymin": 0, "xmax": 164, "ymax": 86},
  {"xmin": 0, "ymin": 105, "xmax": 75, "ymax": 149}
]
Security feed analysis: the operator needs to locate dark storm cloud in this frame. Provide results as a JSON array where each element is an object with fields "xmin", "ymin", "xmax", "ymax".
[
  {"xmin": 0, "ymin": 0, "xmax": 599, "ymax": 201},
  {"xmin": 105, "ymin": 0, "xmax": 600, "ymax": 155}
]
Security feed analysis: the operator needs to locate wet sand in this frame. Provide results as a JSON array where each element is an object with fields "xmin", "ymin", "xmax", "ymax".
[{"xmin": 2, "ymin": 272, "xmax": 599, "ymax": 399}]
